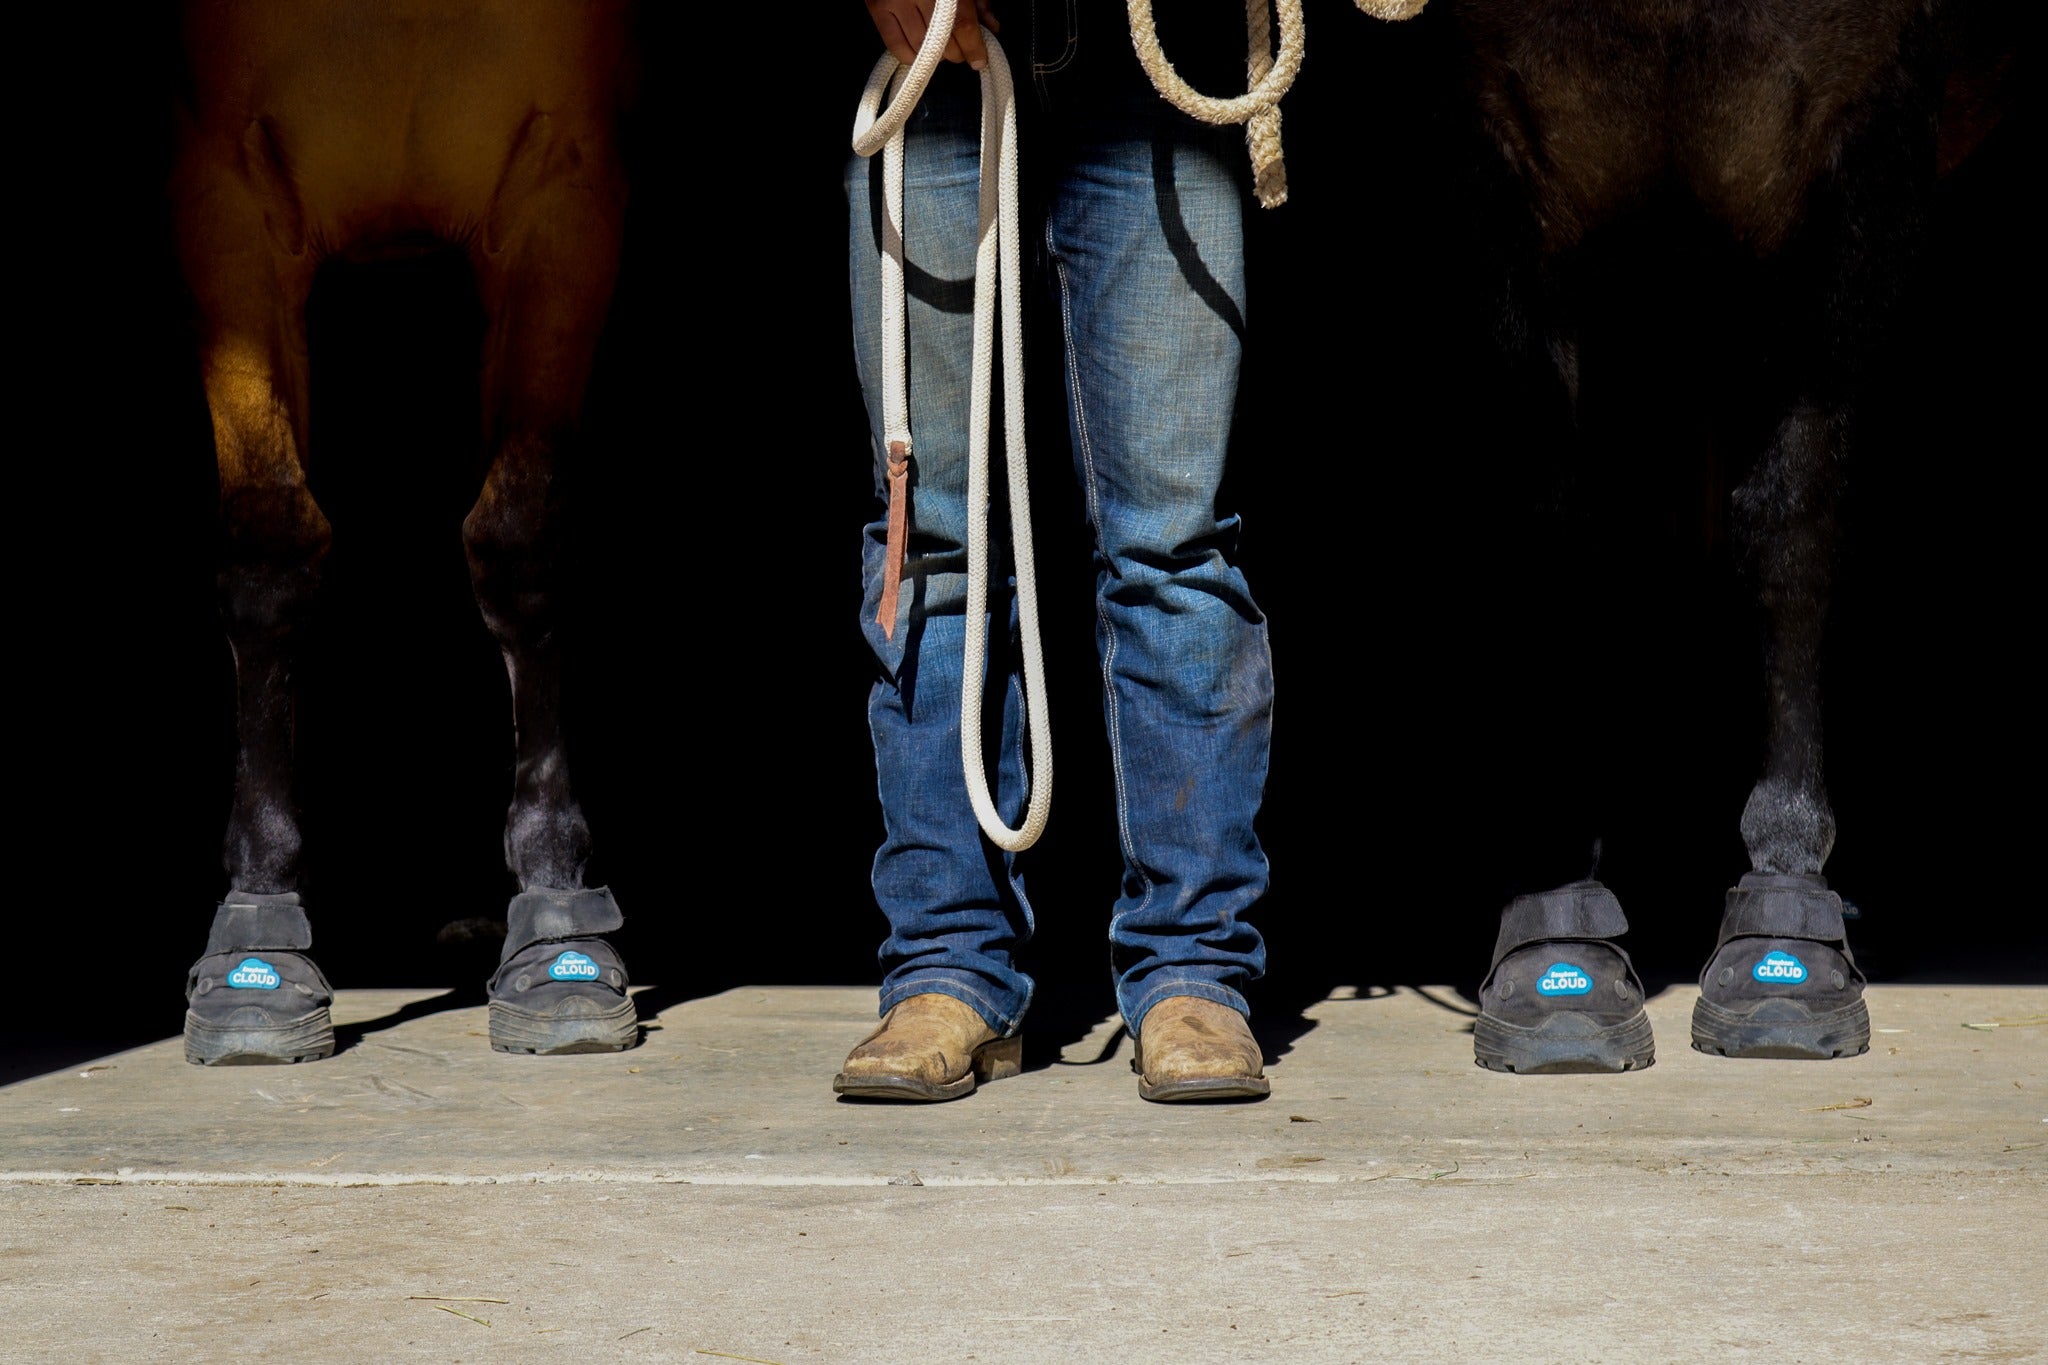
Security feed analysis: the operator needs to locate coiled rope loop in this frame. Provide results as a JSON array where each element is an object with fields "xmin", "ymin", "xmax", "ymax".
[
  {"xmin": 1126, "ymin": 0, "xmax": 1304, "ymax": 208},
  {"xmin": 1128, "ymin": 0, "xmax": 1427, "ymax": 209},
  {"xmin": 853, "ymin": 7, "xmax": 1053, "ymax": 853}
]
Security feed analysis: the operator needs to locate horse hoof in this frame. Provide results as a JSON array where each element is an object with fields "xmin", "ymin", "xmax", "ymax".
[
  {"xmin": 1474, "ymin": 1007, "xmax": 1657, "ymax": 1074},
  {"xmin": 485, "ymin": 886, "xmax": 640, "ymax": 1055},
  {"xmin": 184, "ymin": 1006, "xmax": 336, "ymax": 1066},
  {"xmin": 1690, "ymin": 995, "xmax": 1870, "ymax": 1060},
  {"xmin": 186, "ymin": 895, "xmax": 336, "ymax": 1064},
  {"xmin": 1475, "ymin": 881, "xmax": 1657, "ymax": 1075},
  {"xmin": 1693, "ymin": 873, "xmax": 1869, "ymax": 1060},
  {"xmin": 488, "ymin": 995, "xmax": 639, "ymax": 1055}
]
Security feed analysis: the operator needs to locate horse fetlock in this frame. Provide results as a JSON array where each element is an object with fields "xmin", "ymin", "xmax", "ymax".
[
  {"xmin": 1739, "ymin": 776, "xmax": 1835, "ymax": 875},
  {"xmin": 504, "ymin": 799, "xmax": 591, "ymax": 890},
  {"xmin": 221, "ymin": 485, "xmax": 333, "ymax": 566},
  {"xmin": 219, "ymin": 560, "xmax": 325, "ymax": 642},
  {"xmin": 224, "ymin": 800, "xmax": 305, "ymax": 891}
]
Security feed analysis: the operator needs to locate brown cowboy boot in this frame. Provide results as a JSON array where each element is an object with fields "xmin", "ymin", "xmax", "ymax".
[
  {"xmin": 1131, "ymin": 996, "xmax": 1270, "ymax": 1102},
  {"xmin": 833, "ymin": 993, "xmax": 1023, "ymax": 1101}
]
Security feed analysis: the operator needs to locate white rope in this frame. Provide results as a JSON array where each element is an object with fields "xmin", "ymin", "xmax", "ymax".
[{"xmin": 854, "ymin": 20, "xmax": 1053, "ymax": 853}]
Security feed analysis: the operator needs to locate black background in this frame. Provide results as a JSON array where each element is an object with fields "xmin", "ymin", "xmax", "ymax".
[{"xmin": 18, "ymin": 3, "xmax": 2039, "ymax": 1063}]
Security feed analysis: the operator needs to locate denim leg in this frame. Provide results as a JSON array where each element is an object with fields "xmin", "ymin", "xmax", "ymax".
[
  {"xmin": 847, "ymin": 67, "xmax": 1034, "ymax": 1036},
  {"xmin": 1045, "ymin": 110, "xmax": 1274, "ymax": 1033}
]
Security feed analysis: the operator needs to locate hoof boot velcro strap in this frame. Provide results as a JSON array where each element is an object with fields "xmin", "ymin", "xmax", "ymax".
[
  {"xmin": 1716, "ymin": 872, "xmax": 1847, "ymax": 948},
  {"xmin": 500, "ymin": 886, "xmax": 626, "ymax": 963},
  {"xmin": 204, "ymin": 892, "xmax": 313, "ymax": 956},
  {"xmin": 1489, "ymin": 881, "xmax": 1629, "ymax": 972},
  {"xmin": 1483, "ymin": 881, "xmax": 1640, "ymax": 999}
]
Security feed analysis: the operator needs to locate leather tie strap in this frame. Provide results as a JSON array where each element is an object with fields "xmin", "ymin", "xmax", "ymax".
[{"xmin": 875, "ymin": 440, "xmax": 912, "ymax": 639}]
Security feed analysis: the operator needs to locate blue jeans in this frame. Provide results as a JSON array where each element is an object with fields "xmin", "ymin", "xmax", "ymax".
[{"xmin": 847, "ymin": 25, "xmax": 1272, "ymax": 1037}]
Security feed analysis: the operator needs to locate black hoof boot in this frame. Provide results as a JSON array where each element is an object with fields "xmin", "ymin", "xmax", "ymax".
[
  {"xmin": 1475, "ymin": 881, "xmax": 1655, "ymax": 1075},
  {"xmin": 185, "ymin": 893, "xmax": 336, "ymax": 1066},
  {"xmin": 488, "ymin": 886, "xmax": 639, "ymax": 1055},
  {"xmin": 1692, "ymin": 872, "xmax": 1869, "ymax": 1060}
]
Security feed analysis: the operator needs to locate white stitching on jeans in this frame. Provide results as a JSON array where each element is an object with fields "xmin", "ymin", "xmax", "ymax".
[
  {"xmin": 1050, "ymin": 218, "xmax": 1155, "ymax": 954},
  {"xmin": 1031, "ymin": 0, "xmax": 1080, "ymax": 77}
]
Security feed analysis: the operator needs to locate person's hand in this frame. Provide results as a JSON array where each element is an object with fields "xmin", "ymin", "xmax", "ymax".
[{"xmin": 865, "ymin": 0, "xmax": 1001, "ymax": 70}]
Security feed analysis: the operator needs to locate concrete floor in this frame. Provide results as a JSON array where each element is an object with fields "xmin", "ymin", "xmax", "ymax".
[{"xmin": 4, "ymin": 983, "xmax": 2042, "ymax": 1361}]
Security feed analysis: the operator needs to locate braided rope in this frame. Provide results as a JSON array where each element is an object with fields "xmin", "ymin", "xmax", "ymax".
[
  {"xmin": 1126, "ymin": 0, "xmax": 1303, "ymax": 208},
  {"xmin": 853, "ymin": 27, "xmax": 1053, "ymax": 853},
  {"xmin": 1127, "ymin": 0, "xmax": 1429, "ymax": 209},
  {"xmin": 851, "ymin": 0, "xmax": 958, "ymax": 159}
]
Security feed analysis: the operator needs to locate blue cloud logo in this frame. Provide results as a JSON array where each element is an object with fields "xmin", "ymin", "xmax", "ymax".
[
  {"xmin": 1536, "ymin": 962, "xmax": 1593, "ymax": 996},
  {"xmin": 227, "ymin": 957, "xmax": 281, "ymax": 990},
  {"xmin": 1752, "ymin": 950, "xmax": 1808, "ymax": 984},
  {"xmin": 548, "ymin": 950, "xmax": 601, "ymax": 982}
]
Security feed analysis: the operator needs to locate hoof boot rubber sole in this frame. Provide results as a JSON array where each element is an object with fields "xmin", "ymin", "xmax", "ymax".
[
  {"xmin": 833, "ymin": 1034, "xmax": 1023, "ymax": 1102},
  {"xmin": 184, "ymin": 1008, "xmax": 335, "ymax": 1066},
  {"xmin": 1691, "ymin": 996, "xmax": 1870, "ymax": 1060},
  {"xmin": 489, "ymin": 996, "xmax": 639, "ymax": 1055},
  {"xmin": 1474, "ymin": 1009, "xmax": 1655, "ymax": 1075}
]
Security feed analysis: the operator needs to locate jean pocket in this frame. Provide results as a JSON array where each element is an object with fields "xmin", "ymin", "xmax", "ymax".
[{"xmin": 1029, "ymin": 0, "xmax": 1080, "ymax": 77}]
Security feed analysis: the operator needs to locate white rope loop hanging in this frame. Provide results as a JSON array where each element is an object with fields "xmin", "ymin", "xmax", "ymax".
[
  {"xmin": 852, "ymin": 19, "xmax": 1053, "ymax": 853},
  {"xmin": 1126, "ymin": 0, "xmax": 1304, "ymax": 208},
  {"xmin": 851, "ymin": 0, "xmax": 958, "ymax": 158}
]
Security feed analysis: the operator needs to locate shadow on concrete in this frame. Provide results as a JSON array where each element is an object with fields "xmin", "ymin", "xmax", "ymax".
[
  {"xmin": 0, "ymin": 1034, "xmax": 180, "ymax": 1092},
  {"xmin": 330, "ymin": 987, "xmax": 477, "ymax": 1057}
]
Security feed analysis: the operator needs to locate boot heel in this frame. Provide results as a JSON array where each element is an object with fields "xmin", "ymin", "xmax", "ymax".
[{"xmin": 973, "ymin": 1034, "xmax": 1023, "ymax": 1082}]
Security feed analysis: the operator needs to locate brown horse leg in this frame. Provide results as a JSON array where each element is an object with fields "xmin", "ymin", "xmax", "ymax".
[
  {"xmin": 466, "ymin": 136, "xmax": 623, "ymax": 893},
  {"xmin": 174, "ymin": 134, "xmax": 335, "ymax": 1063},
  {"xmin": 178, "ymin": 139, "xmax": 326, "ymax": 897},
  {"xmin": 466, "ymin": 130, "xmax": 636, "ymax": 1054}
]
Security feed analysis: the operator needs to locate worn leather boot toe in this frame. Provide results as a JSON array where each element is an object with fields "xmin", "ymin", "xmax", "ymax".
[
  {"xmin": 834, "ymin": 993, "xmax": 1022, "ymax": 1102},
  {"xmin": 1132, "ymin": 996, "xmax": 1269, "ymax": 1102}
]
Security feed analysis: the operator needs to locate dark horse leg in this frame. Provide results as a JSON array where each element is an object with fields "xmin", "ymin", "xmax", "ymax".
[
  {"xmin": 176, "ymin": 124, "xmax": 336, "ymax": 1065},
  {"xmin": 1691, "ymin": 71, "xmax": 1936, "ymax": 1061},
  {"xmin": 1469, "ymin": 242, "xmax": 1657, "ymax": 1077},
  {"xmin": 1455, "ymin": 105, "xmax": 1655, "ymax": 1074},
  {"xmin": 466, "ymin": 115, "xmax": 638, "ymax": 1055}
]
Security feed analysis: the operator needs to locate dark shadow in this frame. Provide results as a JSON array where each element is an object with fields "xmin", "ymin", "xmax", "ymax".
[
  {"xmin": 860, "ymin": 77, "xmax": 978, "ymax": 317},
  {"xmin": 1152, "ymin": 124, "xmax": 1246, "ymax": 343},
  {"xmin": 0, "ymin": 1034, "xmax": 180, "ymax": 1091},
  {"xmin": 329, "ymin": 986, "xmax": 480, "ymax": 1056},
  {"xmin": 625, "ymin": 972, "xmax": 757, "ymax": 1025},
  {"xmin": 1050, "ymin": 1021, "xmax": 1127, "ymax": 1068}
]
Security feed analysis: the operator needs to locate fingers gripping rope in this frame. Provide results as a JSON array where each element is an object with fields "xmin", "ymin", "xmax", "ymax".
[{"xmin": 853, "ymin": 14, "xmax": 1054, "ymax": 853}]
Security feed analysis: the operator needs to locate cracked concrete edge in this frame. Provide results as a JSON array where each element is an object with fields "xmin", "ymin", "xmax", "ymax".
[{"xmin": 10, "ymin": 1165, "xmax": 2041, "ymax": 1189}]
